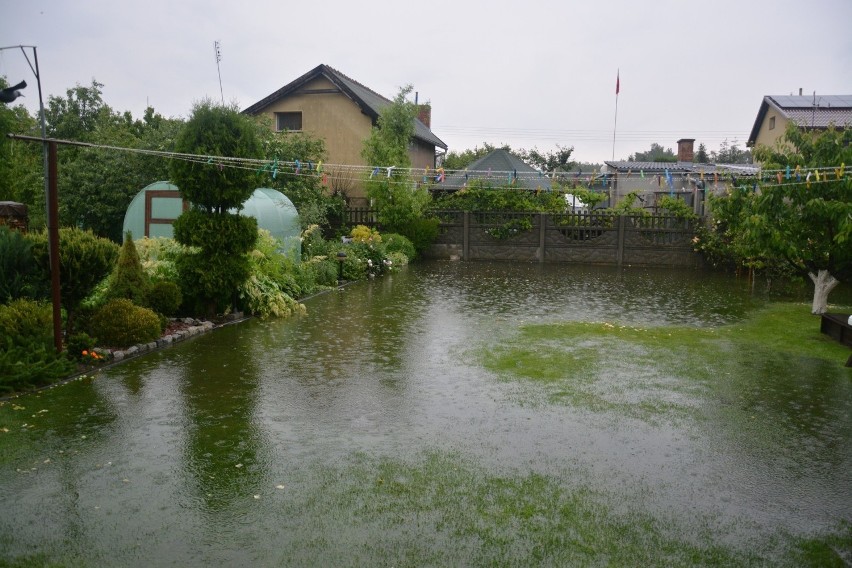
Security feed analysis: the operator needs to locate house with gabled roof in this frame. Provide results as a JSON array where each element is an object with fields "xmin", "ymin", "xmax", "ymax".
[
  {"xmin": 243, "ymin": 64, "xmax": 447, "ymax": 206},
  {"xmin": 747, "ymin": 93, "xmax": 852, "ymax": 151}
]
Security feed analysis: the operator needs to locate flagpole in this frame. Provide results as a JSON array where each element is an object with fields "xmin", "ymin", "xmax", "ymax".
[{"xmin": 612, "ymin": 69, "xmax": 619, "ymax": 161}]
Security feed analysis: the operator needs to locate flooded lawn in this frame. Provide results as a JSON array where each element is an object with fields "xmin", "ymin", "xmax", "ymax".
[{"xmin": 1, "ymin": 261, "xmax": 850, "ymax": 566}]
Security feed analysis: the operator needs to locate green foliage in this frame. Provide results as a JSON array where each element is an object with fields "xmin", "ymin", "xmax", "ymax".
[
  {"xmin": 394, "ymin": 217, "xmax": 439, "ymax": 257},
  {"xmin": 627, "ymin": 143, "xmax": 676, "ymax": 162},
  {"xmin": 380, "ymin": 233, "xmax": 416, "ymax": 261},
  {"xmin": 66, "ymin": 332, "xmax": 97, "ymax": 362},
  {"xmin": 609, "ymin": 191, "xmax": 649, "ymax": 217},
  {"xmin": 362, "ymin": 85, "xmax": 417, "ymax": 170},
  {"xmin": 0, "ymin": 298, "xmax": 54, "ymax": 350},
  {"xmin": 237, "ymin": 229, "xmax": 304, "ymax": 318},
  {"xmin": 42, "ymin": 80, "xmax": 180, "ymax": 240},
  {"xmin": 172, "ymin": 209, "xmax": 258, "ymax": 251},
  {"xmin": 749, "ymin": 125, "xmax": 851, "ymax": 280},
  {"xmin": 515, "ymin": 144, "xmax": 575, "ymax": 173},
  {"xmin": 0, "ymin": 299, "xmax": 74, "ymax": 393},
  {"xmin": 657, "ymin": 196, "xmax": 698, "ymax": 220},
  {"xmin": 87, "ymin": 298, "xmax": 162, "ymax": 348},
  {"xmin": 432, "ymin": 186, "xmax": 567, "ymax": 213},
  {"xmin": 135, "ymin": 236, "xmax": 187, "ymax": 282},
  {"xmin": 485, "ymin": 217, "xmax": 534, "ymax": 240},
  {"xmin": 170, "ymin": 100, "xmax": 262, "ymax": 213},
  {"xmin": 169, "ymin": 102, "xmax": 262, "ymax": 315},
  {"xmin": 175, "ymin": 250, "xmax": 251, "ymax": 316},
  {"xmin": 350, "ymin": 225, "xmax": 382, "ymax": 244},
  {"xmin": 27, "ymin": 227, "xmax": 119, "ymax": 336},
  {"xmin": 0, "ymin": 81, "xmax": 44, "ymax": 229},
  {"xmin": 0, "ymin": 225, "xmax": 45, "ymax": 302},
  {"xmin": 361, "ymin": 85, "xmax": 432, "ymax": 230},
  {"xmin": 107, "ymin": 233, "xmax": 149, "ymax": 302},
  {"xmin": 301, "ymin": 224, "xmax": 335, "ymax": 259},
  {"xmin": 143, "ymin": 280, "xmax": 182, "ymax": 317},
  {"xmin": 0, "ymin": 338, "xmax": 76, "ymax": 394}
]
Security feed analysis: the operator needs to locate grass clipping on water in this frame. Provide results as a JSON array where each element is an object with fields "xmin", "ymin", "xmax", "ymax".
[{"xmin": 478, "ymin": 303, "xmax": 852, "ymax": 416}]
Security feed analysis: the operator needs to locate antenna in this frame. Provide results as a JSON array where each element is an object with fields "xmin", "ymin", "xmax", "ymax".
[{"xmin": 214, "ymin": 40, "xmax": 224, "ymax": 105}]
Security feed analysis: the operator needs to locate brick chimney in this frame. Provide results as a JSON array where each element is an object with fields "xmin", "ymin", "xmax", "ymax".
[
  {"xmin": 417, "ymin": 104, "xmax": 431, "ymax": 128},
  {"xmin": 677, "ymin": 138, "xmax": 695, "ymax": 163}
]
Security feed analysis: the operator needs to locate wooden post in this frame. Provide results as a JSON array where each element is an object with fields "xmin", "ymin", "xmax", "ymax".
[
  {"xmin": 538, "ymin": 212, "xmax": 546, "ymax": 262},
  {"xmin": 48, "ymin": 140, "xmax": 62, "ymax": 353}
]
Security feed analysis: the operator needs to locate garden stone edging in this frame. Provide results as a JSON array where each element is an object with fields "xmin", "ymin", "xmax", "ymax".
[{"xmin": 102, "ymin": 317, "xmax": 217, "ymax": 362}]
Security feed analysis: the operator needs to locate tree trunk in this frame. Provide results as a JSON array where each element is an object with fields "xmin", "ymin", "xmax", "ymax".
[{"xmin": 808, "ymin": 269, "xmax": 839, "ymax": 314}]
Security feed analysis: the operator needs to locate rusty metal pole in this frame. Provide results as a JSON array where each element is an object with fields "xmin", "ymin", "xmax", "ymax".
[{"xmin": 48, "ymin": 140, "xmax": 62, "ymax": 353}]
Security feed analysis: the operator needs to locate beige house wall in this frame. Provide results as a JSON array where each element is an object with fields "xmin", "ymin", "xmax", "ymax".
[{"xmin": 753, "ymin": 111, "xmax": 792, "ymax": 154}]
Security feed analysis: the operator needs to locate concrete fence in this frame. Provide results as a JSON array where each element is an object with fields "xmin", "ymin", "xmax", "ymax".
[{"xmin": 342, "ymin": 209, "xmax": 702, "ymax": 268}]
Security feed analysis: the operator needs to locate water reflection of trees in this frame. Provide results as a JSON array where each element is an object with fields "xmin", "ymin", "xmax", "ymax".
[{"xmin": 178, "ymin": 328, "xmax": 267, "ymax": 514}]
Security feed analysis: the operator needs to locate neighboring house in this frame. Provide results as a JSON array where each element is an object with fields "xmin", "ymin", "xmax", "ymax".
[
  {"xmin": 438, "ymin": 148, "xmax": 553, "ymax": 194},
  {"xmin": 747, "ymin": 93, "xmax": 852, "ymax": 151},
  {"xmin": 605, "ymin": 139, "xmax": 759, "ymax": 214},
  {"xmin": 243, "ymin": 64, "xmax": 448, "ymax": 207}
]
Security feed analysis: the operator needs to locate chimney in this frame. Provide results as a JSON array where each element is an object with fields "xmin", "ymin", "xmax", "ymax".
[
  {"xmin": 677, "ymin": 138, "xmax": 695, "ymax": 163},
  {"xmin": 799, "ymin": 87, "xmax": 803, "ymax": 96},
  {"xmin": 417, "ymin": 104, "xmax": 431, "ymax": 128}
]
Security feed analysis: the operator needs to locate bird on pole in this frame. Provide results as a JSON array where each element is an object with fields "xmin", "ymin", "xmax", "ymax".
[{"xmin": 0, "ymin": 80, "xmax": 27, "ymax": 103}]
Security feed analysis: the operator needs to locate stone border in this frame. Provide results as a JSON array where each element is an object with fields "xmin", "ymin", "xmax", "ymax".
[{"xmin": 103, "ymin": 318, "xmax": 215, "ymax": 362}]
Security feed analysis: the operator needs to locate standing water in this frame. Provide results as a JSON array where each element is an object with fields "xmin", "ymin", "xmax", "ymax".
[{"xmin": 1, "ymin": 261, "xmax": 850, "ymax": 566}]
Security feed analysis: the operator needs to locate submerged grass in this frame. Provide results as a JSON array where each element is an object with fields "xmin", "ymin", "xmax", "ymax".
[{"xmin": 479, "ymin": 302, "xmax": 852, "ymax": 420}]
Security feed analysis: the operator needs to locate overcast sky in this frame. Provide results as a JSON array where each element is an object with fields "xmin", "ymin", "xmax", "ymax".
[{"xmin": 2, "ymin": 0, "xmax": 851, "ymax": 164}]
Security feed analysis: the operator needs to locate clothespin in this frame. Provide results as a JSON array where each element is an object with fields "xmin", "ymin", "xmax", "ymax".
[
  {"xmin": 795, "ymin": 165, "xmax": 801, "ymax": 181},
  {"xmin": 316, "ymin": 160, "xmax": 323, "ymax": 173},
  {"xmin": 785, "ymin": 165, "xmax": 791, "ymax": 180},
  {"xmin": 295, "ymin": 160, "xmax": 301, "ymax": 175},
  {"xmin": 815, "ymin": 169, "xmax": 820, "ymax": 182},
  {"xmin": 370, "ymin": 167, "xmax": 380, "ymax": 178},
  {"xmin": 386, "ymin": 166, "xmax": 395, "ymax": 178},
  {"xmin": 776, "ymin": 172, "xmax": 782, "ymax": 184},
  {"xmin": 806, "ymin": 171, "xmax": 812, "ymax": 188}
]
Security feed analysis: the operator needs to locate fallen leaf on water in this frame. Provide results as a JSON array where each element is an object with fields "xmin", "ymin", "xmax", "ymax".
[
  {"xmin": 253, "ymin": 495, "xmax": 260, "ymax": 499},
  {"xmin": 275, "ymin": 485, "xmax": 285, "ymax": 490},
  {"xmin": 235, "ymin": 463, "xmax": 243, "ymax": 468}
]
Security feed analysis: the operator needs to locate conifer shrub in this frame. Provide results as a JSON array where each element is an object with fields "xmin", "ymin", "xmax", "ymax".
[
  {"xmin": 144, "ymin": 281, "xmax": 182, "ymax": 316},
  {"xmin": 108, "ymin": 233, "xmax": 150, "ymax": 302},
  {"xmin": 0, "ymin": 299, "xmax": 75, "ymax": 393},
  {"xmin": 88, "ymin": 299, "xmax": 161, "ymax": 348},
  {"xmin": 0, "ymin": 225, "xmax": 45, "ymax": 302}
]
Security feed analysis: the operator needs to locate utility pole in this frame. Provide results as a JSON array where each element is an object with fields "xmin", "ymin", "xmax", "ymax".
[{"xmin": 215, "ymin": 41, "xmax": 224, "ymax": 105}]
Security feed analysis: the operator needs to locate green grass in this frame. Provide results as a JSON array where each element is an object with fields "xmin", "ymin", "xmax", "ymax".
[{"xmin": 478, "ymin": 302, "xmax": 851, "ymax": 419}]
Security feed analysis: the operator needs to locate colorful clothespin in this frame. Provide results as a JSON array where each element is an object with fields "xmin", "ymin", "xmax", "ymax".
[
  {"xmin": 370, "ymin": 167, "xmax": 380, "ymax": 178},
  {"xmin": 785, "ymin": 165, "xmax": 791, "ymax": 180}
]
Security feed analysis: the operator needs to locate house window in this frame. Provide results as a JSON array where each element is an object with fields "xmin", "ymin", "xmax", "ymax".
[
  {"xmin": 276, "ymin": 112, "xmax": 302, "ymax": 132},
  {"xmin": 768, "ymin": 116, "xmax": 775, "ymax": 130}
]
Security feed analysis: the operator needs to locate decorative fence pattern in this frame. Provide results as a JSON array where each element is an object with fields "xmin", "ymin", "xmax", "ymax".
[{"xmin": 340, "ymin": 209, "xmax": 701, "ymax": 267}]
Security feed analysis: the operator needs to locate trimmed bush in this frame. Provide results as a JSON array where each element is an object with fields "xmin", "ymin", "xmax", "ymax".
[
  {"xmin": 0, "ymin": 298, "xmax": 54, "ymax": 350},
  {"xmin": 27, "ymin": 227, "xmax": 119, "ymax": 336},
  {"xmin": 88, "ymin": 299, "xmax": 162, "ymax": 348},
  {"xmin": 381, "ymin": 233, "xmax": 415, "ymax": 261},
  {"xmin": 144, "ymin": 281, "xmax": 182, "ymax": 316},
  {"xmin": 108, "ymin": 233, "xmax": 150, "ymax": 302}
]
